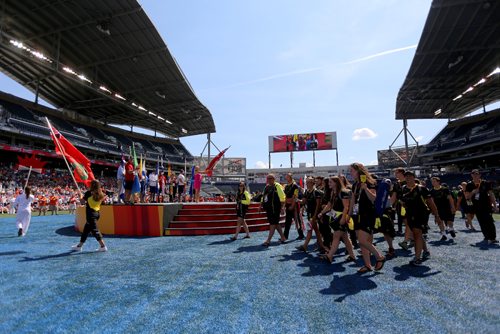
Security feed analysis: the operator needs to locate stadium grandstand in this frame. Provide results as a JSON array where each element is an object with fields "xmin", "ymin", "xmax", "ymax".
[
  {"xmin": 386, "ymin": 0, "xmax": 500, "ymax": 186},
  {"xmin": 252, "ymin": 0, "xmax": 500, "ymax": 192},
  {"xmin": 0, "ymin": 0, "xmax": 215, "ymax": 176}
]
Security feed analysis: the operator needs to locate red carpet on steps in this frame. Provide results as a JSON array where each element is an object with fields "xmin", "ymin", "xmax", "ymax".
[{"xmin": 164, "ymin": 202, "xmax": 285, "ymax": 236}]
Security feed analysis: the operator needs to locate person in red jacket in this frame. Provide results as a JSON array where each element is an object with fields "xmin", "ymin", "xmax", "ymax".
[{"xmin": 124, "ymin": 156, "xmax": 135, "ymax": 204}]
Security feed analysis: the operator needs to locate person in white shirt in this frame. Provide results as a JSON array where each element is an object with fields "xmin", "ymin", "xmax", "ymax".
[
  {"xmin": 9, "ymin": 194, "xmax": 16, "ymax": 214},
  {"xmin": 177, "ymin": 171, "xmax": 186, "ymax": 202},
  {"xmin": 14, "ymin": 187, "xmax": 35, "ymax": 236},
  {"xmin": 148, "ymin": 170, "xmax": 159, "ymax": 203},
  {"xmin": 117, "ymin": 159, "xmax": 126, "ymax": 203}
]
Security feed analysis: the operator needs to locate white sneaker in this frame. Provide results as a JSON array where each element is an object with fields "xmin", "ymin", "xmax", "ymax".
[
  {"xmin": 96, "ymin": 246, "xmax": 108, "ymax": 252},
  {"xmin": 71, "ymin": 244, "xmax": 83, "ymax": 252}
]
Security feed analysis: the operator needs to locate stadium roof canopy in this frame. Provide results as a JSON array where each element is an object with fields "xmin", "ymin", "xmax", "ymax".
[
  {"xmin": 396, "ymin": 0, "xmax": 500, "ymax": 120},
  {"xmin": 0, "ymin": 0, "xmax": 215, "ymax": 138}
]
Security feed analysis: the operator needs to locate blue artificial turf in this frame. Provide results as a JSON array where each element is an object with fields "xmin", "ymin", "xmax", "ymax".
[{"xmin": 0, "ymin": 214, "xmax": 499, "ymax": 333}]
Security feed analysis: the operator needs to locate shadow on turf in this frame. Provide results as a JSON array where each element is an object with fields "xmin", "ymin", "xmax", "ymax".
[
  {"xmin": 320, "ymin": 272, "xmax": 380, "ymax": 302},
  {"xmin": 469, "ymin": 241, "xmax": 500, "ymax": 251},
  {"xmin": 19, "ymin": 251, "xmax": 84, "ymax": 262},
  {"xmin": 0, "ymin": 250, "xmax": 26, "ymax": 256},
  {"xmin": 392, "ymin": 264, "xmax": 441, "ymax": 281},
  {"xmin": 55, "ymin": 225, "xmax": 149, "ymax": 239},
  {"xmin": 208, "ymin": 239, "xmax": 236, "ymax": 245},
  {"xmin": 428, "ymin": 239, "xmax": 456, "ymax": 247},
  {"xmin": 233, "ymin": 244, "xmax": 271, "ymax": 253}
]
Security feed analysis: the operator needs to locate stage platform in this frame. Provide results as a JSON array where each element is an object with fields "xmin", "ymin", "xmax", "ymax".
[{"xmin": 75, "ymin": 202, "xmax": 284, "ymax": 236}]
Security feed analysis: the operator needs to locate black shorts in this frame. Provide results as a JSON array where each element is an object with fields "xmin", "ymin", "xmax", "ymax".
[
  {"xmin": 374, "ymin": 214, "xmax": 396, "ymax": 238},
  {"xmin": 330, "ymin": 214, "xmax": 348, "ymax": 232},
  {"xmin": 407, "ymin": 214, "xmax": 430, "ymax": 233},
  {"xmin": 124, "ymin": 180, "xmax": 134, "ymax": 190},
  {"xmin": 149, "ymin": 186, "xmax": 158, "ymax": 194},
  {"xmin": 178, "ymin": 185, "xmax": 185, "ymax": 194},
  {"xmin": 266, "ymin": 211, "xmax": 281, "ymax": 225},
  {"xmin": 439, "ymin": 213, "xmax": 455, "ymax": 222},
  {"xmin": 463, "ymin": 204, "xmax": 475, "ymax": 214},
  {"xmin": 353, "ymin": 214, "xmax": 375, "ymax": 234},
  {"xmin": 236, "ymin": 205, "xmax": 248, "ymax": 218}
]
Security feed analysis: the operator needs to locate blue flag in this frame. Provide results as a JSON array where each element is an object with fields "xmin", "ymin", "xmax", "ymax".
[{"xmin": 189, "ymin": 165, "xmax": 195, "ymax": 197}]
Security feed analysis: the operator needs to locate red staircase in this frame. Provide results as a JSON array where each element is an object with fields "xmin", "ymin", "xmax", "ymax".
[{"xmin": 164, "ymin": 202, "xmax": 285, "ymax": 236}]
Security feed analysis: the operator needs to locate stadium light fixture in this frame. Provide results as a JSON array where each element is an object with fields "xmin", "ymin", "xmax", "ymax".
[
  {"xmin": 157, "ymin": 116, "xmax": 165, "ymax": 121},
  {"xmin": 181, "ymin": 128, "xmax": 188, "ymax": 134},
  {"xmin": 9, "ymin": 39, "xmax": 53, "ymax": 63},
  {"xmin": 487, "ymin": 67, "xmax": 500, "ymax": 77},
  {"xmin": 462, "ymin": 86, "xmax": 474, "ymax": 94},
  {"xmin": 77, "ymin": 74, "xmax": 92, "ymax": 84},
  {"xmin": 434, "ymin": 109, "xmax": 442, "ymax": 116},
  {"xmin": 62, "ymin": 67, "xmax": 76, "ymax": 75},
  {"xmin": 138, "ymin": 106, "xmax": 147, "ymax": 111},
  {"xmin": 148, "ymin": 111, "xmax": 157, "ymax": 116},
  {"xmin": 114, "ymin": 93, "xmax": 126, "ymax": 101},
  {"xmin": 165, "ymin": 119, "xmax": 173, "ymax": 125},
  {"xmin": 131, "ymin": 102, "xmax": 138, "ymax": 107},
  {"xmin": 452, "ymin": 94, "xmax": 463, "ymax": 101},
  {"xmin": 99, "ymin": 86, "xmax": 112, "ymax": 94},
  {"xmin": 9, "ymin": 39, "xmax": 23, "ymax": 48},
  {"xmin": 473, "ymin": 78, "xmax": 486, "ymax": 86}
]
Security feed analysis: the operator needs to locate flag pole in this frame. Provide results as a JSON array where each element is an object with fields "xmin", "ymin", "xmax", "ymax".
[
  {"xmin": 24, "ymin": 166, "xmax": 32, "ymax": 190},
  {"xmin": 45, "ymin": 117, "xmax": 82, "ymax": 194}
]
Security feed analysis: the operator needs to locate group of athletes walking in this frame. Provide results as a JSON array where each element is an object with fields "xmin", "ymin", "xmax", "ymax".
[{"xmin": 233, "ymin": 163, "xmax": 498, "ymax": 272}]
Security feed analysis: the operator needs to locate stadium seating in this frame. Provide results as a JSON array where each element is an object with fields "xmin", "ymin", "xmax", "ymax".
[
  {"xmin": 424, "ymin": 109, "xmax": 499, "ymax": 153},
  {"xmin": 0, "ymin": 93, "xmax": 193, "ymax": 165}
]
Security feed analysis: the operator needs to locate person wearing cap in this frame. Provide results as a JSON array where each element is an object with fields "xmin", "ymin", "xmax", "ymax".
[
  {"xmin": 401, "ymin": 171, "xmax": 442, "ymax": 266},
  {"xmin": 430, "ymin": 177, "xmax": 457, "ymax": 241},
  {"xmin": 465, "ymin": 170, "xmax": 498, "ymax": 244}
]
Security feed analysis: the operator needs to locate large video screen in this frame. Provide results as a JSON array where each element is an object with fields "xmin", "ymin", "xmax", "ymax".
[{"xmin": 268, "ymin": 132, "xmax": 337, "ymax": 153}]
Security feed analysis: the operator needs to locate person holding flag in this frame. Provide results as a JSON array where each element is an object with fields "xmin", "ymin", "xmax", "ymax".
[
  {"xmin": 72, "ymin": 180, "xmax": 108, "ymax": 252},
  {"xmin": 14, "ymin": 187, "xmax": 35, "ymax": 237}
]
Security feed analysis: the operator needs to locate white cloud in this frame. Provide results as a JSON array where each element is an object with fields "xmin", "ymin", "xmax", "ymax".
[
  {"xmin": 352, "ymin": 128, "xmax": 378, "ymax": 141},
  {"xmin": 368, "ymin": 160, "xmax": 378, "ymax": 166},
  {"xmin": 415, "ymin": 136, "xmax": 424, "ymax": 143},
  {"xmin": 254, "ymin": 161, "xmax": 270, "ymax": 169}
]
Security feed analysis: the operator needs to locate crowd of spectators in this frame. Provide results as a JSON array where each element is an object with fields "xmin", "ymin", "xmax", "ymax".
[{"xmin": 0, "ymin": 163, "xmax": 118, "ymax": 214}]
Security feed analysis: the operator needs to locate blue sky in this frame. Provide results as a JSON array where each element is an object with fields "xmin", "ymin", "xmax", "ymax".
[{"xmin": 1, "ymin": 1, "xmax": 493, "ymax": 168}]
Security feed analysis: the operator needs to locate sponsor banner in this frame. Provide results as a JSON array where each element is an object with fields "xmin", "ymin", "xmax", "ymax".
[{"xmin": 268, "ymin": 132, "xmax": 337, "ymax": 153}]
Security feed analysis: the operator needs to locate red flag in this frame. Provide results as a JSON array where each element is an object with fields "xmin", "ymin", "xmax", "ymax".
[
  {"xmin": 16, "ymin": 154, "xmax": 47, "ymax": 173},
  {"xmin": 204, "ymin": 147, "xmax": 229, "ymax": 177},
  {"xmin": 50, "ymin": 125, "xmax": 95, "ymax": 187}
]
